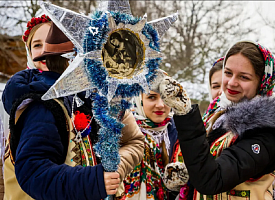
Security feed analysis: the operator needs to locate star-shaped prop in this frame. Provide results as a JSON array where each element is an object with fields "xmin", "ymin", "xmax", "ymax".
[{"xmin": 41, "ymin": 0, "xmax": 178, "ymax": 102}]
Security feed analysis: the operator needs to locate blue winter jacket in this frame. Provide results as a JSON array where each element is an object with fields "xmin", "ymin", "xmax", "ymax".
[{"xmin": 2, "ymin": 69, "xmax": 107, "ymax": 200}]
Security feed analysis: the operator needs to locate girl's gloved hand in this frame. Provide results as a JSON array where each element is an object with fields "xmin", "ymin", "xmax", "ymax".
[
  {"xmin": 163, "ymin": 162, "xmax": 189, "ymax": 192},
  {"xmin": 159, "ymin": 76, "xmax": 191, "ymax": 115},
  {"xmin": 150, "ymin": 69, "xmax": 191, "ymax": 115}
]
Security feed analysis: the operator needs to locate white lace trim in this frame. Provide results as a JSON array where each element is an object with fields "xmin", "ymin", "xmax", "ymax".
[{"xmin": 140, "ymin": 127, "xmax": 170, "ymax": 156}]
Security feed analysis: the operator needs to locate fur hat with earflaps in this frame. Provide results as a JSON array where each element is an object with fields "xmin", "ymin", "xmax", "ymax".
[{"xmin": 33, "ymin": 22, "xmax": 74, "ymax": 61}]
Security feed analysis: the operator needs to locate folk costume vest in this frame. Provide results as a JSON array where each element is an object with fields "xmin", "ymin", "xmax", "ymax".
[
  {"xmin": 194, "ymin": 110, "xmax": 275, "ymax": 200},
  {"xmin": 4, "ymin": 97, "xmax": 97, "ymax": 200}
]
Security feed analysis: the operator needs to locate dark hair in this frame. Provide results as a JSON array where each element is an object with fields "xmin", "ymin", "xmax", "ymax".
[
  {"xmin": 225, "ymin": 42, "xmax": 265, "ymax": 86},
  {"xmin": 209, "ymin": 60, "xmax": 223, "ymax": 84},
  {"xmin": 46, "ymin": 55, "xmax": 68, "ymax": 74}
]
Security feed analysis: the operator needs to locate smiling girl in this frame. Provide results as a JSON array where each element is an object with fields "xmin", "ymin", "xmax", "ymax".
[
  {"xmin": 159, "ymin": 41, "xmax": 275, "ymax": 199},
  {"xmin": 22, "ymin": 14, "xmax": 51, "ymax": 71},
  {"xmin": 222, "ymin": 44, "xmax": 264, "ymax": 102}
]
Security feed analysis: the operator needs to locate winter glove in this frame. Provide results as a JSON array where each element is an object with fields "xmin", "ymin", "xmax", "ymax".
[
  {"xmin": 150, "ymin": 69, "xmax": 169, "ymax": 93},
  {"xmin": 159, "ymin": 76, "xmax": 191, "ymax": 115},
  {"xmin": 163, "ymin": 162, "xmax": 189, "ymax": 192},
  {"xmin": 150, "ymin": 69, "xmax": 191, "ymax": 115}
]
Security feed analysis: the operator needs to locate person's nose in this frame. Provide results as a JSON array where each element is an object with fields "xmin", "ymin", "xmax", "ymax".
[
  {"xmin": 40, "ymin": 45, "xmax": 45, "ymax": 55},
  {"xmin": 155, "ymin": 98, "xmax": 165, "ymax": 108},
  {"xmin": 228, "ymin": 76, "xmax": 238, "ymax": 87}
]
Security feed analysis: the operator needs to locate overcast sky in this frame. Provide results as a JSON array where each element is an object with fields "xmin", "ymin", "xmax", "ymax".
[{"xmin": 243, "ymin": 1, "xmax": 275, "ymax": 50}]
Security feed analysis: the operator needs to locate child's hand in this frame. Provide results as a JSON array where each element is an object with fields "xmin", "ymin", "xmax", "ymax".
[{"xmin": 104, "ymin": 172, "xmax": 120, "ymax": 195}]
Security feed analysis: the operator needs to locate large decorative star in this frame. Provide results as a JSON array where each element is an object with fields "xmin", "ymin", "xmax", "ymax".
[{"xmin": 40, "ymin": 0, "xmax": 178, "ymax": 102}]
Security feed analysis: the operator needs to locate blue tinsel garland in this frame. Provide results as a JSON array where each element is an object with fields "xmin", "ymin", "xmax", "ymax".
[
  {"xmin": 82, "ymin": 11, "xmax": 161, "ymax": 171},
  {"xmin": 91, "ymin": 92, "xmax": 125, "ymax": 171}
]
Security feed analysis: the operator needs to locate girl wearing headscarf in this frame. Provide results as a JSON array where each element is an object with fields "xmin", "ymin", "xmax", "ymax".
[
  {"xmin": 123, "ymin": 82, "xmax": 188, "ymax": 200},
  {"xmin": 22, "ymin": 14, "xmax": 51, "ymax": 71},
  {"xmin": 154, "ymin": 40, "xmax": 275, "ymax": 199}
]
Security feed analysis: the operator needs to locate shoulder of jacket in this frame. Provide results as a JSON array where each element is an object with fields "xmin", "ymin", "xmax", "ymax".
[{"xmin": 8, "ymin": 93, "xmax": 69, "ymax": 164}]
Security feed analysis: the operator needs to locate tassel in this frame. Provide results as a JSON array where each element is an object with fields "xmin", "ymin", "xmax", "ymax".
[{"xmin": 74, "ymin": 111, "xmax": 91, "ymax": 131}]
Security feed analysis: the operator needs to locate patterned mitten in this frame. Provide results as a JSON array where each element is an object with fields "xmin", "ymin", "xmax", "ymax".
[
  {"xmin": 150, "ymin": 69, "xmax": 169, "ymax": 94},
  {"xmin": 159, "ymin": 77, "xmax": 191, "ymax": 115},
  {"xmin": 163, "ymin": 162, "xmax": 189, "ymax": 192}
]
